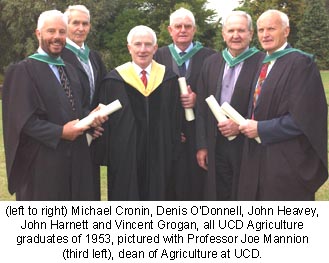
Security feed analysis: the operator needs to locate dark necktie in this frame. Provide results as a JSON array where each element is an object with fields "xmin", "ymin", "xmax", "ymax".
[
  {"xmin": 220, "ymin": 66, "xmax": 236, "ymax": 105},
  {"xmin": 80, "ymin": 48, "xmax": 95, "ymax": 104},
  {"xmin": 141, "ymin": 70, "xmax": 147, "ymax": 88},
  {"xmin": 178, "ymin": 51, "xmax": 186, "ymax": 77},
  {"xmin": 252, "ymin": 62, "xmax": 270, "ymax": 119},
  {"xmin": 57, "ymin": 65, "xmax": 76, "ymax": 111}
]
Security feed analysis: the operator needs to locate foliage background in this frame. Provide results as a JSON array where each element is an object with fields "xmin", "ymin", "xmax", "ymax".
[
  {"xmin": 0, "ymin": 0, "xmax": 329, "ymax": 200},
  {"xmin": 1, "ymin": 0, "xmax": 329, "ymax": 71}
]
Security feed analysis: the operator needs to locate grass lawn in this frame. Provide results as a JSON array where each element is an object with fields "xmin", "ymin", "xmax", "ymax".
[{"xmin": 1, "ymin": 72, "xmax": 329, "ymax": 201}]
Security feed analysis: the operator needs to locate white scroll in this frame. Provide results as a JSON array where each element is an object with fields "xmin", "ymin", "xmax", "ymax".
[
  {"xmin": 205, "ymin": 95, "xmax": 236, "ymax": 141},
  {"xmin": 221, "ymin": 102, "xmax": 261, "ymax": 143},
  {"xmin": 178, "ymin": 77, "xmax": 195, "ymax": 121},
  {"xmin": 74, "ymin": 99, "xmax": 122, "ymax": 146},
  {"xmin": 75, "ymin": 99, "xmax": 122, "ymax": 129}
]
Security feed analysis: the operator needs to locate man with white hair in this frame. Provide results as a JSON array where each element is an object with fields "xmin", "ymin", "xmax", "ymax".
[
  {"xmin": 98, "ymin": 25, "xmax": 182, "ymax": 200},
  {"xmin": 154, "ymin": 7, "xmax": 215, "ymax": 201},
  {"xmin": 196, "ymin": 11, "xmax": 264, "ymax": 201},
  {"xmin": 62, "ymin": 4, "xmax": 107, "ymax": 200},
  {"xmin": 2, "ymin": 10, "xmax": 106, "ymax": 200},
  {"xmin": 238, "ymin": 10, "xmax": 328, "ymax": 200},
  {"xmin": 62, "ymin": 5, "xmax": 107, "ymax": 110}
]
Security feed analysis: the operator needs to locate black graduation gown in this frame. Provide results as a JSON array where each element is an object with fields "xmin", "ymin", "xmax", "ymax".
[
  {"xmin": 98, "ymin": 64, "xmax": 182, "ymax": 201},
  {"xmin": 238, "ymin": 51, "xmax": 328, "ymax": 200},
  {"xmin": 154, "ymin": 45, "xmax": 216, "ymax": 200},
  {"xmin": 61, "ymin": 47, "xmax": 108, "ymax": 200},
  {"xmin": 61, "ymin": 47, "xmax": 107, "ymax": 110},
  {"xmin": 2, "ymin": 58, "xmax": 95, "ymax": 200},
  {"xmin": 196, "ymin": 51, "xmax": 265, "ymax": 200}
]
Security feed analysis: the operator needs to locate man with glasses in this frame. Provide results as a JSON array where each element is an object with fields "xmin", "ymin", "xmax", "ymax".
[{"xmin": 154, "ymin": 7, "xmax": 215, "ymax": 201}]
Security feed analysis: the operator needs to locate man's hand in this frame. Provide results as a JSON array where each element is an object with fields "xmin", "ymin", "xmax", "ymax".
[
  {"xmin": 91, "ymin": 126, "xmax": 104, "ymax": 139},
  {"xmin": 218, "ymin": 119, "xmax": 240, "ymax": 137},
  {"xmin": 90, "ymin": 104, "xmax": 108, "ymax": 128},
  {"xmin": 196, "ymin": 148, "xmax": 208, "ymax": 171},
  {"xmin": 180, "ymin": 85, "xmax": 196, "ymax": 108},
  {"xmin": 239, "ymin": 119, "xmax": 259, "ymax": 138},
  {"xmin": 61, "ymin": 119, "xmax": 86, "ymax": 141}
]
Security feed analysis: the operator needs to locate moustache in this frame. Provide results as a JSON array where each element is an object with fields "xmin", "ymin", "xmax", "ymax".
[{"xmin": 52, "ymin": 40, "xmax": 65, "ymax": 45}]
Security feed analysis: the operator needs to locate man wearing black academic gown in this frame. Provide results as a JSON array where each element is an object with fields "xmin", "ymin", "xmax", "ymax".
[
  {"xmin": 61, "ymin": 5, "xmax": 107, "ymax": 200},
  {"xmin": 196, "ymin": 11, "xmax": 264, "ymax": 200},
  {"xmin": 98, "ymin": 25, "xmax": 182, "ymax": 200},
  {"xmin": 154, "ymin": 7, "xmax": 215, "ymax": 200},
  {"xmin": 238, "ymin": 10, "xmax": 328, "ymax": 200},
  {"xmin": 62, "ymin": 5, "xmax": 107, "ymax": 111},
  {"xmin": 2, "ymin": 10, "xmax": 105, "ymax": 200}
]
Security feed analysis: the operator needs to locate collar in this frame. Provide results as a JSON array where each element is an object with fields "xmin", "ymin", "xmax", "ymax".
[
  {"xmin": 65, "ymin": 39, "xmax": 90, "ymax": 64},
  {"xmin": 66, "ymin": 38, "xmax": 85, "ymax": 49},
  {"xmin": 174, "ymin": 42, "xmax": 194, "ymax": 54},
  {"xmin": 116, "ymin": 60, "xmax": 165, "ymax": 97},
  {"xmin": 168, "ymin": 41, "xmax": 203, "ymax": 66},
  {"xmin": 222, "ymin": 47, "xmax": 260, "ymax": 67},
  {"xmin": 267, "ymin": 42, "xmax": 288, "ymax": 56},
  {"xmin": 263, "ymin": 43, "xmax": 313, "ymax": 64},
  {"xmin": 132, "ymin": 62, "xmax": 152, "ymax": 76},
  {"xmin": 29, "ymin": 48, "xmax": 65, "ymax": 66}
]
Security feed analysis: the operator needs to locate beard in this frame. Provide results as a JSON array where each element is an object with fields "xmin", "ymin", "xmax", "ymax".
[{"xmin": 40, "ymin": 36, "xmax": 65, "ymax": 57}]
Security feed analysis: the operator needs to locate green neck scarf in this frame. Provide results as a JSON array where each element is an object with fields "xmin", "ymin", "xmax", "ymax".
[
  {"xmin": 28, "ymin": 53, "xmax": 65, "ymax": 66},
  {"xmin": 169, "ymin": 41, "xmax": 203, "ymax": 66},
  {"xmin": 263, "ymin": 48, "xmax": 314, "ymax": 63},
  {"xmin": 65, "ymin": 43, "xmax": 90, "ymax": 64},
  {"xmin": 222, "ymin": 47, "xmax": 260, "ymax": 67}
]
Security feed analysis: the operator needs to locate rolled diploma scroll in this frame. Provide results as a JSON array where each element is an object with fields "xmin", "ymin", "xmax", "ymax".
[
  {"xmin": 75, "ymin": 99, "xmax": 122, "ymax": 129},
  {"xmin": 178, "ymin": 77, "xmax": 195, "ymax": 121},
  {"xmin": 205, "ymin": 95, "xmax": 236, "ymax": 141},
  {"xmin": 75, "ymin": 99, "xmax": 122, "ymax": 146},
  {"xmin": 221, "ymin": 102, "xmax": 261, "ymax": 143}
]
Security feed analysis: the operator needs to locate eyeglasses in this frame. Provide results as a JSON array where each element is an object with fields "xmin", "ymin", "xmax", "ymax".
[{"xmin": 172, "ymin": 24, "xmax": 194, "ymax": 30}]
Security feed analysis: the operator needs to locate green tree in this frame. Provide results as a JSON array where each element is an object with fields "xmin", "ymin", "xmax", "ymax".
[
  {"xmin": 0, "ymin": 0, "xmax": 49, "ymax": 71},
  {"xmin": 239, "ymin": 0, "xmax": 306, "ymax": 48},
  {"xmin": 148, "ymin": 0, "xmax": 217, "ymax": 47},
  {"xmin": 102, "ymin": 6, "xmax": 147, "ymax": 69},
  {"xmin": 325, "ymin": 0, "xmax": 329, "ymax": 9},
  {"xmin": 101, "ymin": 0, "xmax": 218, "ymax": 69},
  {"xmin": 0, "ymin": 0, "xmax": 117, "ymax": 72},
  {"xmin": 0, "ymin": 0, "xmax": 219, "ymax": 72},
  {"xmin": 295, "ymin": 0, "xmax": 329, "ymax": 69}
]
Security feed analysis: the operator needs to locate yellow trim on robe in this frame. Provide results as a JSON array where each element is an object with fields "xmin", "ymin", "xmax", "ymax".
[{"xmin": 115, "ymin": 60, "xmax": 166, "ymax": 97}]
